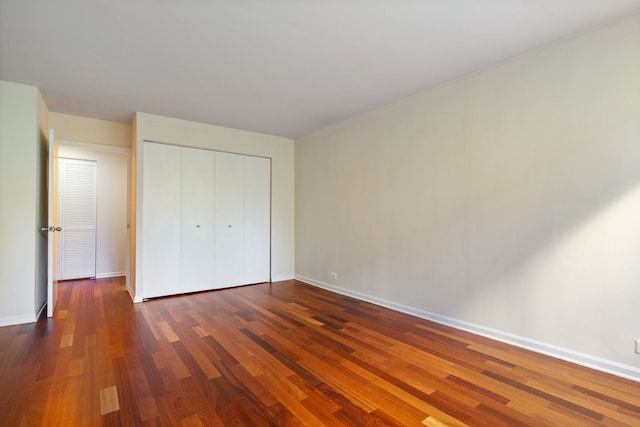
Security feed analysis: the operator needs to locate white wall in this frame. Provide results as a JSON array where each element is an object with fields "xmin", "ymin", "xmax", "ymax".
[
  {"xmin": 58, "ymin": 145, "xmax": 128, "ymax": 278},
  {"xmin": 0, "ymin": 81, "xmax": 48, "ymax": 326},
  {"xmin": 134, "ymin": 113, "xmax": 295, "ymax": 300},
  {"xmin": 295, "ymin": 14, "xmax": 640, "ymax": 379}
]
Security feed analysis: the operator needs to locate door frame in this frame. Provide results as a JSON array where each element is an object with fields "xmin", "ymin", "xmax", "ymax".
[{"xmin": 55, "ymin": 140, "xmax": 132, "ymax": 292}]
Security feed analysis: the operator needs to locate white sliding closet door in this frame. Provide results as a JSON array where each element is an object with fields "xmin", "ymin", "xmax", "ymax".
[
  {"xmin": 214, "ymin": 152, "xmax": 245, "ymax": 288},
  {"xmin": 243, "ymin": 156, "xmax": 271, "ymax": 284},
  {"xmin": 142, "ymin": 142, "xmax": 181, "ymax": 298},
  {"xmin": 58, "ymin": 158, "xmax": 97, "ymax": 280},
  {"xmin": 181, "ymin": 147, "xmax": 215, "ymax": 292},
  {"xmin": 141, "ymin": 143, "xmax": 271, "ymax": 298}
]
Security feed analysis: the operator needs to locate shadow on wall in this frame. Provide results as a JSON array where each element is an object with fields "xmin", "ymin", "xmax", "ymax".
[
  {"xmin": 296, "ymin": 14, "xmax": 640, "ymax": 367},
  {"xmin": 307, "ymin": 105, "xmax": 640, "ymax": 363}
]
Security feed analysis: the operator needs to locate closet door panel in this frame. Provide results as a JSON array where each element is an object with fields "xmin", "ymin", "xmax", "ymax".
[
  {"xmin": 214, "ymin": 152, "xmax": 244, "ymax": 288},
  {"xmin": 181, "ymin": 147, "xmax": 215, "ymax": 293},
  {"xmin": 243, "ymin": 156, "xmax": 271, "ymax": 284},
  {"xmin": 142, "ymin": 142, "xmax": 181, "ymax": 298}
]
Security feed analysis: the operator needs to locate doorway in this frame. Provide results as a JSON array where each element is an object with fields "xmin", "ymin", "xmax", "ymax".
[{"xmin": 56, "ymin": 142, "xmax": 130, "ymax": 286}]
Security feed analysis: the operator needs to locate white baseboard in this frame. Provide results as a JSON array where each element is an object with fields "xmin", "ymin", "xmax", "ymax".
[
  {"xmin": 271, "ymin": 274, "xmax": 295, "ymax": 282},
  {"xmin": 0, "ymin": 313, "xmax": 38, "ymax": 327},
  {"xmin": 96, "ymin": 272, "xmax": 126, "ymax": 279},
  {"xmin": 1, "ymin": 300, "xmax": 50, "ymax": 326},
  {"xmin": 295, "ymin": 275, "xmax": 640, "ymax": 383}
]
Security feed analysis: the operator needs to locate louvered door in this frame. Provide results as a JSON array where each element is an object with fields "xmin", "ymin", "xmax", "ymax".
[{"xmin": 58, "ymin": 158, "xmax": 97, "ymax": 280}]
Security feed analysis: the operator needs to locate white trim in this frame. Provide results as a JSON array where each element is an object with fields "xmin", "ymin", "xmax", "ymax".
[
  {"xmin": 0, "ymin": 297, "xmax": 48, "ymax": 326},
  {"xmin": 96, "ymin": 272, "xmax": 126, "ymax": 279},
  {"xmin": 0, "ymin": 314, "xmax": 37, "ymax": 327},
  {"xmin": 295, "ymin": 275, "xmax": 640, "ymax": 384},
  {"xmin": 271, "ymin": 274, "xmax": 295, "ymax": 282},
  {"xmin": 142, "ymin": 139, "xmax": 272, "ymax": 160}
]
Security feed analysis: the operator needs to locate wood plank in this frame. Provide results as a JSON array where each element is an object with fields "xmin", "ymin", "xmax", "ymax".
[
  {"xmin": 99, "ymin": 385, "xmax": 120, "ymax": 415},
  {"xmin": 0, "ymin": 277, "xmax": 639, "ymax": 426}
]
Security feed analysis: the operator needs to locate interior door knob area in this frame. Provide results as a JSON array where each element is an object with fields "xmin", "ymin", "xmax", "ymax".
[{"xmin": 41, "ymin": 226, "xmax": 62, "ymax": 232}]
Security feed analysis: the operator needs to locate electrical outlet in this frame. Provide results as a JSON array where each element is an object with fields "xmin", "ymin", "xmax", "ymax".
[
  {"xmin": 330, "ymin": 272, "xmax": 338, "ymax": 280},
  {"xmin": 636, "ymin": 339, "xmax": 640, "ymax": 354}
]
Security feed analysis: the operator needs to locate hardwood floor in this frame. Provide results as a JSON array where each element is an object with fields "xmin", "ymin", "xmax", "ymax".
[{"xmin": 1, "ymin": 278, "xmax": 639, "ymax": 426}]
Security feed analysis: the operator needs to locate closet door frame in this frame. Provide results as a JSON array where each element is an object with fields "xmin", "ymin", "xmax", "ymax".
[{"xmin": 140, "ymin": 140, "xmax": 272, "ymax": 299}]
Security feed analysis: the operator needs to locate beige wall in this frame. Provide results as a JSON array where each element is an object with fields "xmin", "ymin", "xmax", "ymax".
[
  {"xmin": 0, "ymin": 81, "xmax": 48, "ymax": 325},
  {"xmin": 295, "ymin": 14, "xmax": 640, "ymax": 378},
  {"xmin": 49, "ymin": 112, "xmax": 131, "ymax": 148},
  {"xmin": 134, "ymin": 113, "xmax": 295, "ymax": 300}
]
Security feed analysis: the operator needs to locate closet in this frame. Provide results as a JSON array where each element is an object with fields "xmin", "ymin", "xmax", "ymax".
[{"xmin": 141, "ymin": 141, "xmax": 270, "ymax": 299}]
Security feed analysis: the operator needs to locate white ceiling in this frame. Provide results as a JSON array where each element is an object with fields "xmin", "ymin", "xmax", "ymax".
[{"xmin": 1, "ymin": 1, "xmax": 639, "ymax": 139}]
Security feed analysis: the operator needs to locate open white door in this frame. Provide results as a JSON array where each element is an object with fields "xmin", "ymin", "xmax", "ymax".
[{"xmin": 46, "ymin": 129, "xmax": 60, "ymax": 317}]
